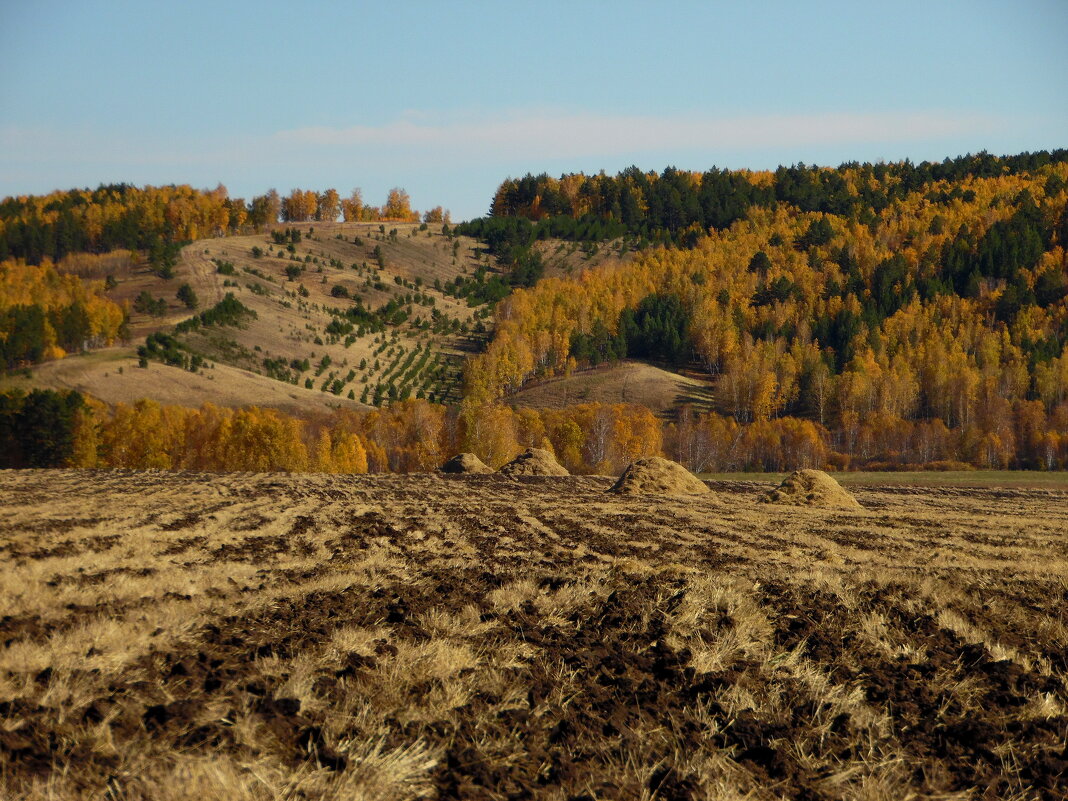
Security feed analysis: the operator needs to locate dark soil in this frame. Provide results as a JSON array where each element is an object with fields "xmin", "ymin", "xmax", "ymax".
[{"xmin": 2, "ymin": 470, "xmax": 1067, "ymax": 800}]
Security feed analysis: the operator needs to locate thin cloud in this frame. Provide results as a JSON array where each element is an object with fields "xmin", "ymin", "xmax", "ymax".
[
  {"xmin": 274, "ymin": 110, "xmax": 1003, "ymax": 161},
  {"xmin": 0, "ymin": 110, "xmax": 1020, "ymax": 217}
]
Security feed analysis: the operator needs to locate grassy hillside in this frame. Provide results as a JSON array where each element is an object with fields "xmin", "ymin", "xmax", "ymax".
[
  {"xmin": 159, "ymin": 221, "xmax": 483, "ymax": 407},
  {"xmin": 3, "ymin": 222, "xmax": 499, "ymax": 413},
  {"xmin": 0, "ymin": 350, "xmax": 358, "ymax": 419},
  {"xmin": 533, "ymin": 236, "xmax": 640, "ymax": 280},
  {"xmin": 508, "ymin": 360, "xmax": 714, "ymax": 415}
]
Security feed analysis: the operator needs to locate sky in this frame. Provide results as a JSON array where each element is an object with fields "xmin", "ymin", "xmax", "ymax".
[{"xmin": 1, "ymin": 0, "xmax": 1066, "ymax": 220}]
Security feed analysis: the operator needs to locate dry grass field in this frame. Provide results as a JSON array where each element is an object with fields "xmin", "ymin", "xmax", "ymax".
[
  {"xmin": 2, "ymin": 470, "xmax": 1067, "ymax": 800},
  {"xmin": 0, "ymin": 349, "xmax": 366, "ymax": 419}
]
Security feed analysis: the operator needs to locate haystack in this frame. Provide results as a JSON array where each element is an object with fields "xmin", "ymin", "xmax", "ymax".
[
  {"xmin": 498, "ymin": 448, "xmax": 570, "ymax": 477},
  {"xmin": 439, "ymin": 452, "xmax": 493, "ymax": 474},
  {"xmin": 760, "ymin": 469, "xmax": 862, "ymax": 510},
  {"xmin": 609, "ymin": 457, "xmax": 710, "ymax": 496}
]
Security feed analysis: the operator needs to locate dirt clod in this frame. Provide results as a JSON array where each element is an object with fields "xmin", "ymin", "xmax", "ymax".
[
  {"xmin": 760, "ymin": 469, "xmax": 862, "ymax": 510},
  {"xmin": 498, "ymin": 448, "xmax": 569, "ymax": 477},
  {"xmin": 440, "ymin": 452, "xmax": 493, "ymax": 474},
  {"xmin": 608, "ymin": 457, "xmax": 710, "ymax": 496}
]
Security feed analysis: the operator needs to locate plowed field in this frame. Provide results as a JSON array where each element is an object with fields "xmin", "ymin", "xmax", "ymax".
[{"xmin": 2, "ymin": 470, "xmax": 1067, "ymax": 800}]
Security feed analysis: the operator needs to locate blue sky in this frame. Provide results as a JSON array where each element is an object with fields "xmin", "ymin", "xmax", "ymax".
[{"xmin": 1, "ymin": 0, "xmax": 1066, "ymax": 220}]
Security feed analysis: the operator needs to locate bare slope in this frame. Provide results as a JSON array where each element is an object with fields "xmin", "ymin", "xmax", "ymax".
[
  {"xmin": 533, "ymin": 236, "xmax": 640, "ymax": 280},
  {"xmin": 6, "ymin": 222, "xmax": 493, "ymax": 414},
  {"xmin": 0, "ymin": 348, "xmax": 360, "ymax": 417},
  {"xmin": 3, "ymin": 471, "xmax": 1067, "ymax": 800},
  {"xmin": 509, "ymin": 359, "xmax": 715, "ymax": 415}
]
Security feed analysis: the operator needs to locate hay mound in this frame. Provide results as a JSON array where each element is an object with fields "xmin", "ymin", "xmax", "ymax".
[
  {"xmin": 439, "ymin": 453, "xmax": 493, "ymax": 474},
  {"xmin": 498, "ymin": 448, "xmax": 570, "ymax": 477},
  {"xmin": 761, "ymin": 469, "xmax": 862, "ymax": 510},
  {"xmin": 608, "ymin": 457, "xmax": 709, "ymax": 496}
]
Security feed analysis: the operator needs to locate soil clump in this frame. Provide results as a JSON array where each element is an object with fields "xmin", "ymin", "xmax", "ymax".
[
  {"xmin": 761, "ymin": 469, "xmax": 862, "ymax": 509},
  {"xmin": 608, "ymin": 457, "xmax": 710, "ymax": 496},
  {"xmin": 439, "ymin": 453, "xmax": 493, "ymax": 474},
  {"xmin": 498, "ymin": 448, "xmax": 569, "ymax": 477}
]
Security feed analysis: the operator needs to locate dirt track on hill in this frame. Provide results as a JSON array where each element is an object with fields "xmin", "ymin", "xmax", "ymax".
[{"xmin": 2, "ymin": 470, "xmax": 1067, "ymax": 800}]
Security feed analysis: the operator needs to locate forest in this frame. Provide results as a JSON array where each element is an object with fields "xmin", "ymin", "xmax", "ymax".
[
  {"xmin": 0, "ymin": 390, "xmax": 824, "ymax": 474},
  {"xmin": 464, "ymin": 152, "xmax": 1068, "ymax": 470},
  {"xmin": 0, "ymin": 184, "xmax": 434, "ymax": 266},
  {"xmin": 2, "ymin": 387, "xmax": 1065, "ymax": 474},
  {"xmin": 2, "ymin": 152, "xmax": 1068, "ymax": 472},
  {"xmin": 0, "ymin": 257, "xmax": 127, "ymax": 368},
  {"xmin": 478, "ymin": 151, "xmax": 1068, "ymax": 243}
]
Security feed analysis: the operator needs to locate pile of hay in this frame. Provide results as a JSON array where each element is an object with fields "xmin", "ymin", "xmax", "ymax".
[
  {"xmin": 760, "ymin": 469, "xmax": 862, "ymax": 510},
  {"xmin": 608, "ymin": 457, "xmax": 710, "ymax": 496},
  {"xmin": 439, "ymin": 453, "xmax": 493, "ymax": 474},
  {"xmin": 498, "ymin": 448, "xmax": 570, "ymax": 477}
]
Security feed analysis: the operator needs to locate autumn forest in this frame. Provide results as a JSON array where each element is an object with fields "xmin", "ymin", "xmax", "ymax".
[{"xmin": 2, "ymin": 150, "xmax": 1068, "ymax": 473}]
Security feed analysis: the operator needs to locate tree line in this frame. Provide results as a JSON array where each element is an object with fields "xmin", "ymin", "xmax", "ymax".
[
  {"xmin": 456, "ymin": 151, "xmax": 1068, "ymax": 306},
  {"xmin": 3, "ymin": 390, "xmax": 1066, "ymax": 473},
  {"xmin": 484, "ymin": 150, "xmax": 1068, "ymax": 244},
  {"xmin": 0, "ymin": 184, "xmax": 443, "ymax": 265}
]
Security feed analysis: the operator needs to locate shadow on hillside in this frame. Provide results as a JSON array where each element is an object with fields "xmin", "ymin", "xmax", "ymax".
[
  {"xmin": 453, "ymin": 335, "xmax": 486, "ymax": 354},
  {"xmin": 672, "ymin": 385, "xmax": 717, "ymax": 412}
]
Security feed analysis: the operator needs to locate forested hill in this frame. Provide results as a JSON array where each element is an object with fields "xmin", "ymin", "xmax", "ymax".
[
  {"xmin": 0, "ymin": 184, "xmax": 435, "ymax": 266},
  {"xmin": 477, "ymin": 151, "xmax": 1068, "ymax": 245},
  {"xmin": 465, "ymin": 151, "xmax": 1068, "ymax": 468}
]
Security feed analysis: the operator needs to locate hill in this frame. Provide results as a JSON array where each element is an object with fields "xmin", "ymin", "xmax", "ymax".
[
  {"xmin": 2, "ymin": 214, "xmax": 642, "ymax": 418},
  {"xmin": 508, "ymin": 359, "xmax": 714, "ymax": 415},
  {"xmin": 4, "ymin": 152, "xmax": 1068, "ymax": 471},
  {"xmin": 0, "ymin": 348, "xmax": 359, "ymax": 418},
  {"xmin": 138, "ymin": 221, "xmax": 485, "ymax": 406},
  {"xmin": 466, "ymin": 153, "xmax": 1068, "ymax": 469},
  {"xmin": 3, "ymin": 220, "xmax": 496, "ymax": 414},
  {"xmin": 3, "ymin": 469, "xmax": 1067, "ymax": 800}
]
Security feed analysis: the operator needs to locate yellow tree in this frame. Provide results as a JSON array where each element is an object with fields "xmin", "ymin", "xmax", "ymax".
[
  {"xmin": 396, "ymin": 399, "xmax": 447, "ymax": 471},
  {"xmin": 331, "ymin": 432, "xmax": 369, "ymax": 473},
  {"xmin": 342, "ymin": 189, "xmax": 364, "ymax": 222},
  {"xmin": 383, "ymin": 188, "xmax": 412, "ymax": 220},
  {"xmin": 99, "ymin": 399, "xmax": 177, "ymax": 468},
  {"xmin": 313, "ymin": 427, "xmax": 368, "ymax": 473},
  {"xmin": 461, "ymin": 402, "xmax": 519, "ymax": 468},
  {"xmin": 317, "ymin": 189, "xmax": 341, "ymax": 222},
  {"xmin": 1036, "ymin": 349, "xmax": 1068, "ymax": 408},
  {"xmin": 216, "ymin": 407, "xmax": 308, "ymax": 471},
  {"xmin": 302, "ymin": 190, "xmax": 318, "ymax": 221},
  {"xmin": 542, "ymin": 411, "xmax": 586, "ymax": 473},
  {"xmin": 514, "ymin": 406, "xmax": 550, "ymax": 451},
  {"xmin": 283, "ymin": 189, "xmax": 311, "ymax": 222},
  {"xmin": 609, "ymin": 404, "xmax": 663, "ymax": 469},
  {"xmin": 313, "ymin": 428, "xmax": 336, "ymax": 472},
  {"xmin": 68, "ymin": 396, "xmax": 107, "ymax": 468}
]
